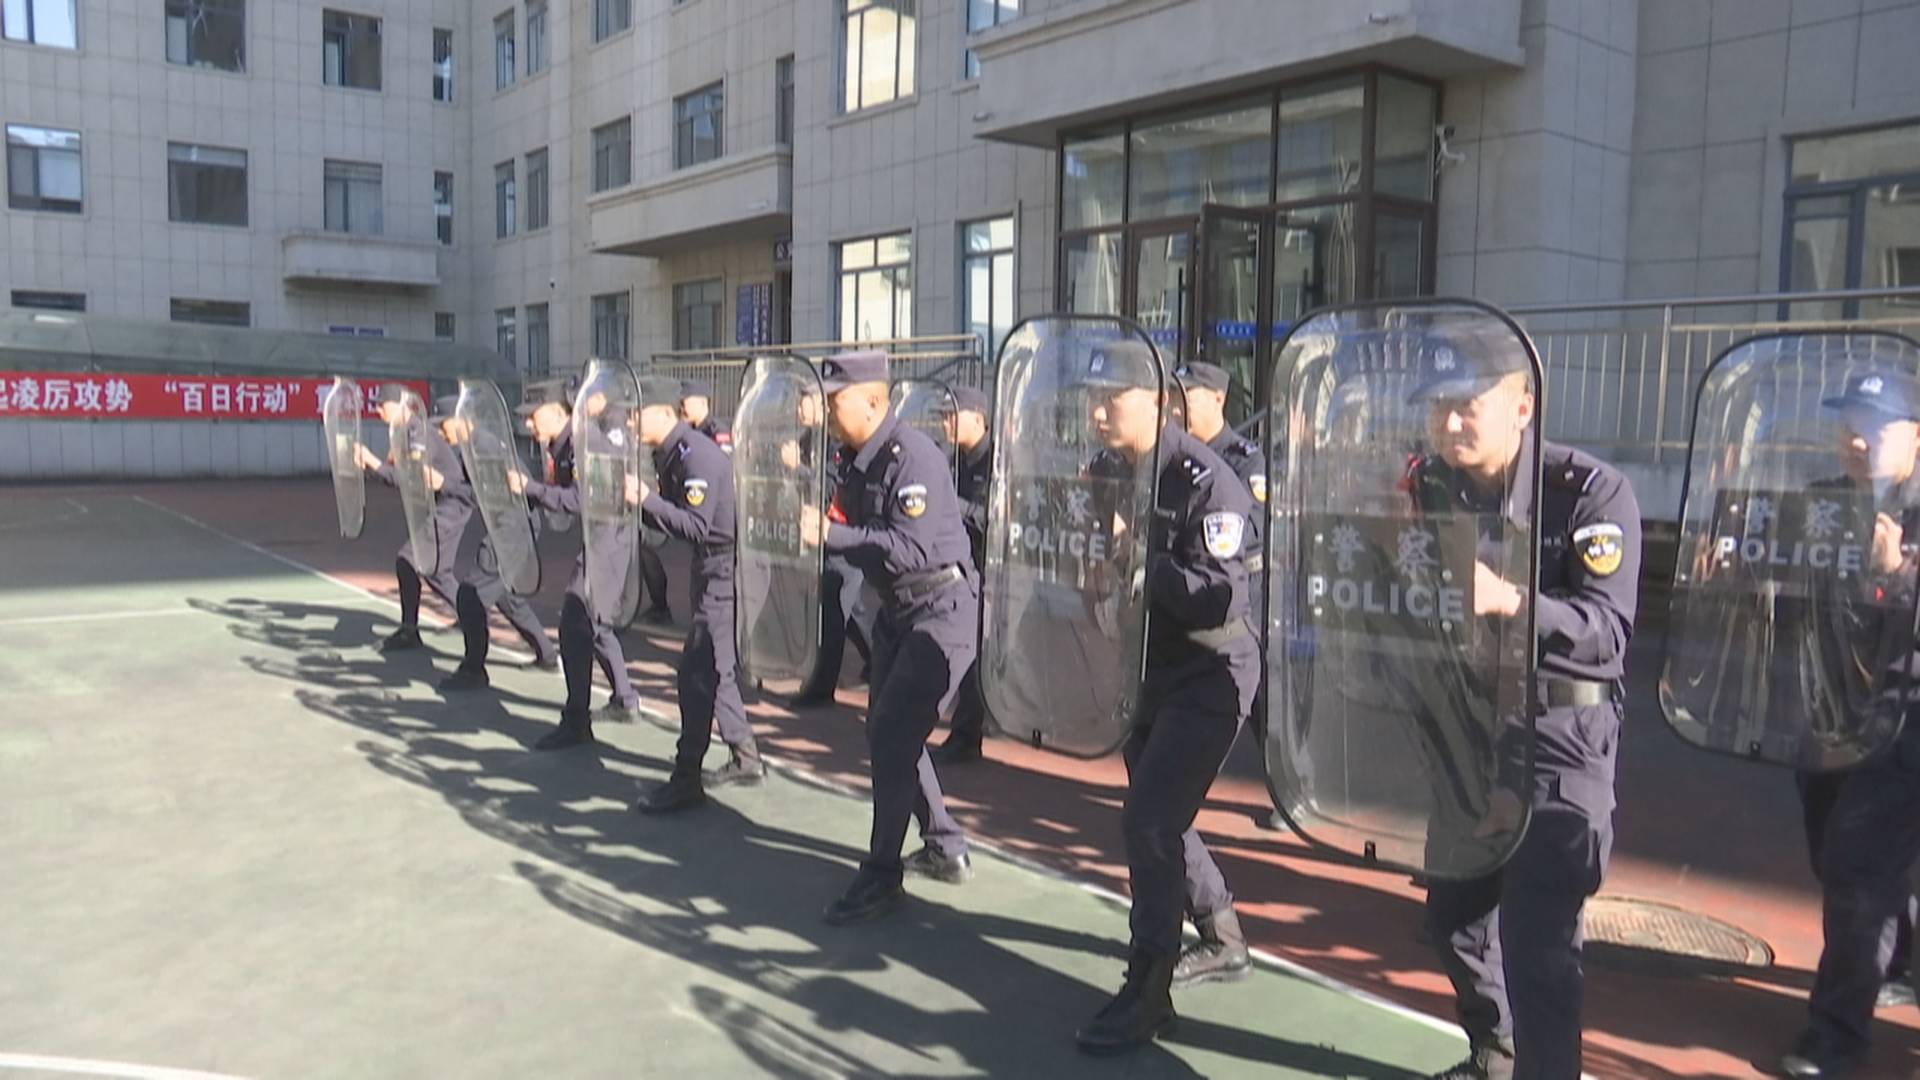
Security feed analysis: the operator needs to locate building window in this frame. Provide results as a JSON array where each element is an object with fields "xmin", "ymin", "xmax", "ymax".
[
  {"xmin": 327, "ymin": 324, "xmax": 385, "ymax": 337},
  {"xmin": 167, "ymin": 142, "xmax": 247, "ymax": 226},
  {"xmin": 494, "ymin": 161, "xmax": 516, "ymax": 238},
  {"xmin": 1784, "ymin": 121, "xmax": 1920, "ymax": 321},
  {"xmin": 525, "ymin": 0, "xmax": 548, "ymax": 76},
  {"xmin": 837, "ymin": 233, "xmax": 912, "ymax": 341},
  {"xmin": 10, "ymin": 289, "xmax": 84, "ymax": 311},
  {"xmin": 432, "ymin": 27, "xmax": 454, "ymax": 102},
  {"xmin": 962, "ymin": 216, "xmax": 1014, "ymax": 357},
  {"xmin": 841, "ymin": 0, "xmax": 915, "ymax": 114},
  {"xmin": 775, "ymin": 55, "xmax": 795, "ymax": 145},
  {"xmin": 962, "ymin": 0, "xmax": 1015, "ymax": 79},
  {"xmin": 434, "ymin": 311, "xmax": 455, "ymax": 341},
  {"xmin": 674, "ymin": 83, "xmax": 724, "ymax": 169},
  {"xmin": 166, "ymin": 0, "xmax": 244, "ymax": 72},
  {"xmin": 524, "ymin": 148, "xmax": 549, "ymax": 231},
  {"xmin": 171, "ymin": 298, "xmax": 250, "ymax": 326},
  {"xmin": 323, "ymin": 159, "xmax": 382, "ymax": 234},
  {"xmin": 496, "ymin": 307, "xmax": 517, "ymax": 366},
  {"xmin": 525, "ymin": 302, "xmax": 550, "ymax": 377},
  {"xmin": 674, "ymin": 279, "xmax": 724, "ymax": 349},
  {"xmin": 591, "ymin": 292, "xmax": 630, "ymax": 360},
  {"xmin": 1, "ymin": 0, "xmax": 76, "ymax": 48},
  {"xmin": 322, "ymin": 10, "xmax": 380, "ymax": 90},
  {"xmin": 592, "ymin": 0, "xmax": 629, "ymax": 42},
  {"xmin": 591, "ymin": 117, "xmax": 632, "ymax": 192},
  {"xmin": 433, "ymin": 170, "xmax": 454, "ymax": 245},
  {"xmin": 5, "ymin": 124, "xmax": 82, "ymax": 214},
  {"xmin": 493, "ymin": 10, "xmax": 515, "ymax": 90}
]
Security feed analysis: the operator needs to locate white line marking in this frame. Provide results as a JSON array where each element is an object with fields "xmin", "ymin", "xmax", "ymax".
[
  {"xmin": 0, "ymin": 496, "xmax": 92, "ymax": 533},
  {"xmin": 633, "ymin": 705, "xmax": 1467, "ymax": 1043},
  {"xmin": 0, "ymin": 1053, "xmax": 252, "ymax": 1079},
  {"xmin": 0, "ymin": 607, "xmax": 203, "ymax": 628},
  {"xmin": 130, "ymin": 495, "xmax": 537, "ymax": 663}
]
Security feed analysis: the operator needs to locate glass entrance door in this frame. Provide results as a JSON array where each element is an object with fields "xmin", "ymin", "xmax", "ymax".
[
  {"xmin": 1197, "ymin": 206, "xmax": 1266, "ymax": 424},
  {"xmin": 1132, "ymin": 227, "xmax": 1192, "ymax": 362}
]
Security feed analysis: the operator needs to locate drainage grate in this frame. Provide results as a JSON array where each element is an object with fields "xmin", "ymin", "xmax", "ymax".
[{"xmin": 1583, "ymin": 895, "xmax": 1774, "ymax": 977}]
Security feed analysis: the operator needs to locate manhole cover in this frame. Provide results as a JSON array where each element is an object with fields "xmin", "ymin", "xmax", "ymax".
[{"xmin": 1583, "ymin": 895, "xmax": 1774, "ymax": 977}]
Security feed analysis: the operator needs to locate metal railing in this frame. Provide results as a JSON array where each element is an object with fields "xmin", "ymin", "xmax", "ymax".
[
  {"xmin": 647, "ymin": 334, "xmax": 987, "ymax": 418},
  {"xmin": 1510, "ymin": 287, "xmax": 1920, "ymax": 463}
]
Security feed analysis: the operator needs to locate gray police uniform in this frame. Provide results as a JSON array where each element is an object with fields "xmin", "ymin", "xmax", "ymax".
[
  {"xmin": 943, "ymin": 417, "xmax": 994, "ymax": 745},
  {"xmin": 824, "ymin": 410, "xmax": 974, "ymax": 876},
  {"xmin": 377, "ymin": 415, "xmax": 475, "ymax": 631},
  {"xmin": 640, "ymin": 421, "xmax": 752, "ymax": 772},
  {"xmin": 1417, "ymin": 438, "xmax": 1640, "ymax": 1077},
  {"xmin": 453, "ymin": 432, "xmax": 560, "ymax": 673},
  {"xmin": 521, "ymin": 425, "xmax": 641, "ymax": 721}
]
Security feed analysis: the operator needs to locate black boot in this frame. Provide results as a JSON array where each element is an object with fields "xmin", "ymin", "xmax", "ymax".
[
  {"xmin": 822, "ymin": 866, "xmax": 905, "ymax": 926},
  {"xmin": 534, "ymin": 712, "xmax": 594, "ymax": 751},
  {"xmin": 705, "ymin": 741, "xmax": 767, "ymax": 787},
  {"xmin": 380, "ymin": 626, "xmax": 424, "ymax": 653},
  {"xmin": 1428, "ymin": 1043, "xmax": 1515, "ymax": 1080},
  {"xmin": 1075, "ymin": 945, "xmax": 1178, "ymax": 1055},
  {"xmin": 930, "ymin": 733, "xmax": 983, "ymax": 765},
  {"xmin": 1172, "ymin": 908, "xmax": 1251, "ymax": 987},
  {"xmin": 634, "ymin": 770, "xmax": 706, "ymax": 814},
  {"xmin": 595, "ymin": 700, "xmax": 642, "ymax": 725},
  {"xmin": 438, "ymin": 666, "xmax": 490, "ymax": 692}
]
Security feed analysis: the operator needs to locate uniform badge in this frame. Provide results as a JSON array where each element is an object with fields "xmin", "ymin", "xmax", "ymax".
[
  {"xmin": 897, "ymin": 483, "xmax": 928, "ymax": 519},
  {"xmin": 1203, "ymin": 511, "xmax": 1245, "ymax": 559},
  {"xmin": 685, "ymin": 479, "xmax": 708, "ymax": 507},
  {"xmin": 1574, "ymin": 522, "xmax": 1625, "ymax": 577},
  {"xmin": 1249, "ymin": 474, "xmax": 1269, "ymax": 504},
  {"xmin": 608, "ymin": 428, "xmax": 626, "ymax": 447}
]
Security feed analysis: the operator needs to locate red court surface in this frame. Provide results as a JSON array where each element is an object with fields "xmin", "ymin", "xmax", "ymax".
[{"xmin": 17, "ymin": 479, "xmax": 1920, "ymax": 1079}]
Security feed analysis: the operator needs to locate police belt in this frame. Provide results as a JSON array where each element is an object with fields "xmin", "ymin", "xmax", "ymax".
[
  {"xmin": 1541, "ymin": 677, "xmax": 1614, "ymax": 708},
  {"xmin": 888, "ymin": 563, "xmax": 965, "ymax": 609}
]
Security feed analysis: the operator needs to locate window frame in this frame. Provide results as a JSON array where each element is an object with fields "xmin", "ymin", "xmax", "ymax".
[
  {"xmin": 10, "ymin": 289, "xmax": 85, "ymax": 311},
  {"xmin": 960, "ymin": 215, "xmax": 1015, "ymax": 358},
  {"xmin": 840, "ymin": 0, "xmax": 917, "ymax": 115},
  {"xmin": 526, "ymin": 0, "xmax": 548, "ymax": 76},
  {"xmin": 5, "ymin": 123, "xmax": 83, "ymax": 214},
  {"xmin": 166, "ymin": 141, "xmax": 249, "ymax": 227},
  {"xmin": 1779, "ymin": 121, "xmax": 1920, "ymax": 319},
  {"xmin": 1, "ymin": 0, "xmax": 78, "ymax": 49},
  {"xmin": 591, "ymin": 0, "xmax": 631, "ymax": 43},
  {"xmin": 495, "ymin": 307, "xmax": 518, "ymax": 367},
  {"xmin": 591, "ymin": 292, "xmax": 632, "ymax": 361},
  {"xmin": 322, "ymin": 158, "xmax": 383, "ymax": 235},
  {"xmin": 962, "ymin": 0, "xmax": 1016, "ymax": 80},
  {"xmin": 673, "ymin": 278, "xmax": 725, "ymax": 350},
  {"xmin": 433, "ymin": 169, "xmax": 454, "ymax": 245},
  {"xmin": 835, "ymin": 231, "xmax": 914, "ymax": 342},
  {"xmin": 524, "ymin": 147, "xmax": 549, "ymax": 231},
  {"xmin": 591, "ymin": 116, "xmax": 632, "ymax": 193},
  {"xmin": 434, "ymin": 311, "xmax": 456, "ymax": 342},
  {"xmin": 775, "ymin": 55, "xmax": 795, "ymax": 146},
  {"xmin": 170, "ymin": 297, "xmax": 251, "ymax": 327},
  {"xmin": 321, "ymin": 9, "xmax": 382, "ymax": 91},
  {"xmin": 165, "ymin": 0, "xmax": 245, "ymax": 72},
  {"xmin": 674, "ymin": 81, "xmax": 725, "ymax": 170},
  {"xmin": 494, "ymin": 159, "xmax": 516, "ymax": 239},
  {"xmin": 493, "ymin": 9, "xmax": 515, "ymax": 91},
  {"xmin": 432, "ymin": 26, "xmax": 455, "ymax": 102},
  {"xmin": 524, "ymin": 302, "xmax": 551, "ymax": 377}
]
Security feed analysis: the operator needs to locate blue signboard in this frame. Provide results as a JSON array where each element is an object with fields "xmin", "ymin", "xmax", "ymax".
[{"xmin": 736, "ymin": 282, "xmax": 772, "ymax": 346}]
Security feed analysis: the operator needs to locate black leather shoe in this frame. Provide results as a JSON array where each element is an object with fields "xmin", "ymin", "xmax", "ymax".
[
  {"xmin": 640, "ymin": 606, "xmax": 674, "ymax": 627},
  {"xmin": 534, "ymin": 716, "xmax": 593, "ymax": 751},
  {"xmin": 1877, "ymin": 977, "xmax": 1917, "ymax": 1010},
  {"xmin": 380, "ymin": 627, "xmax": 424, "ymax": 653},
  {"xmin": 822, "ymin": 869, "xmax": 904, "ymax": 926},
  {"xmin": 903, "ymin": 845, "xmax": 973, "ymax": 884},
  {"xmin": 529, "ymin": 654, "xmax": 560, "ymax": 672},
  {"xmin": 438, "ymin": 667, "xmax": 489, "ymax": 692},
  {"xmin": 704, "ymin": 745, "xmax": 766, "ymax": 787},
  {"xmin": 595, "ymin": 701, "xmax": 642, "ymax": 725},
  {"xmin": 634, "ymin": 772, "xmax": 706, "ymax": 814},
  {"xmin": 1426, "ymin": 1044, "xmax": 1514, "ymax": 1080},
  {"xmin": 1075, "ymin": 946, "xmax": 1178, "ymax": 1055},
  {"xmin": 1780, "ymin": 1034, "xmax": 1863, "ymax": 1079},
  {"xmin": 930, "ymin": 736, "xmax": 983, "ymax": 766}
]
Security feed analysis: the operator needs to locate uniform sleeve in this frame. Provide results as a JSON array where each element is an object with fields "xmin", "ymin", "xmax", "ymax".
[
  {"xmin": 1149, "ymin": 478, "xmax": 1251, "ymax": 630},
  {"xmin": 1534, "ymin": 469, "xmax": 1641, "ymax": 668},
  {"xmin": 374, "ymin": 460, "xmax": 397, "ymax": 487},
  {"xmin": 642, "ymin": 453, "xmax": 722, "ymax": 544},
  {"xmin": 523, "ymin": 475, "xmax": 579, "ymax": 515},
  {"xmin": 436, "ymin": 442, "xmax": 474, "ymax": 505},
  {"xmin": 824, "ymin": 450, "xmax": 944, "ymax": 575}
]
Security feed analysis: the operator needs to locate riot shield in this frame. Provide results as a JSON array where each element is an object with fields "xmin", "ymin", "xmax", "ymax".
[
  {"xmin": 387, "ymin": 387, "xmax": 442, "ymax": 577},
  {"xmin": 892, "ymin": 378, "xmax": 960, "ymax": 480},
  {"xmin": 733, "ymin": 356, "xmax": 830, "ymax": 682},
  {"xmin": 1661, "ymin": 332, "xmax": 1920, "ymax": 771},
  {"xmin": 1265, "ymin": 299, "xmax": 1541, "ymax": 879},
  {"xmin": 980, "ymin": 316, "xmax": 1168, "ymax": 757},
  {"xmin": 455, "ymin": 378, "xmax": 542, "ymax": 597},
  {"xmin": 572, "ymin": 359, "xmax": 644, "ymax": 628},
  {"xmin": 322, "ymin": 376, "xmax": 364, "ymax": 540}
]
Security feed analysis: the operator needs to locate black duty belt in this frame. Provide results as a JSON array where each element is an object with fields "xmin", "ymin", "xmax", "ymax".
[
  {"xmin": 1543, "ymin": 678, "xmax": 1614, "ymax": 708},
  {"xmin": 891, "ymin": 564, "xmax": 964, "ymax": 607}
]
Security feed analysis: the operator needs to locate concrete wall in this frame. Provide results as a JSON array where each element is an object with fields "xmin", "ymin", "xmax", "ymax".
[{"xmin": 0, "ymin": 419, "xmax": 350, "ymax": 481}]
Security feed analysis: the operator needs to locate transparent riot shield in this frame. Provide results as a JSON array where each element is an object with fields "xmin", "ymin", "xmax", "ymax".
[
  {"xmin": 456, "ymin": 378, "xmax": 542, "ymax": 597},
  {"xmin": 387, "ymin": 388, "xmax": 442, "ymax": 577},
  {"xmin": 980, "ymin": 316, "xmax": 1168, "ymax": 757},
  {"xmin": 322, "ymin": 376, "xmax": 364, "ymax": 540},
  {"xmin": 892, "ymin": 378, "xmax": 960, "ymax": 480},
  {"xmin": 1661, "ymin": 332, "xmax": 1920, "ymax": 771},
  {"xmin": 572, "ymin": 359, "xmax": 644, "ymax": 628},
  {"xmin": 1265, "ymin": 299, "xmax": 1542, "ymax": 879},
  {"xmin": 733, "ymin": 356, "xmax": 829, "ymax": 682}
]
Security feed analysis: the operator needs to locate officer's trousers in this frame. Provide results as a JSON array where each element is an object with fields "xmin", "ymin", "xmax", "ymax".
[
  {"xmin": 1798, "ymin": 767, "xmax": 1916, "ymax": 986},
  {"xmin": 1802, "ymin": 723, "xmax": 1920, "ymax": 1058},
  {"xmin": 558, "ymin": 573, "xmax": 638, "ymax": 716},
  {"xmin": 396, "ymin": 547, "xmax": 461, "ymax": 629},
  {"xmin": 800, "ymin": 557, "xmax": 873, "ymax": 698},
  {"xmin": 1425, "ymin": 703, "xmax": 1616, "ymax": 1080},
  {"xmin": 863, "ymin": 584, "xmax": 973, "ymax": 877},
  {"xmin": 639, "ymin": 540, "xmax": 670, "ymax": 615},
  {"xmin": 456, "ymin": 553, "xmax": 558, "ymax": 670},
  {"xmin": 674, "ymin": 571, "xmax": 751, "ymax": 771}
]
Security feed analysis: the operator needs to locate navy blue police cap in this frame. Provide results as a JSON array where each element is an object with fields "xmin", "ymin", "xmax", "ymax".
[
  {"xmin": 680, "ymin": 378, "xmax": 714, "ymax": 400},
  {"xmin": 1404, "ymin": 325, "xmax": 1532, "ymax": 404},
  {"xmin": 1175, "ymin": 361, "xmax": 1231, "ymax": 394},
  {"xmin": 1821, "ymin": 369, "xmax": 1920, "ymax": 423},
  {"xmin": 819, "ymin": 349, "xmax": 890, "ymax": 393},
  {"xmin": 430, "ymin": 394, "xmax": 461, "ymax": 419},
  {"xmin": 637, "ymin": 375, "xmax": 686, "ymax": 409},
  {"xmin": 1075, "ymin": 339, "xmax": 1159, "ymax": 391},
  {"xmin": 952, "ymin": 385, "xmax": 990, "ymax": 415}
]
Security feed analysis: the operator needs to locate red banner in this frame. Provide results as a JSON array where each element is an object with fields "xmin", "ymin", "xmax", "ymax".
[{"xmin": 0, "ymin": 373, "xmax": 430, "ymax": 421}]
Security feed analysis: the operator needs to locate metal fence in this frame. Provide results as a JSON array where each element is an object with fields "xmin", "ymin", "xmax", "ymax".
[
  {"xmin": 647, "ymin": 334, "xmax": 987, "ymax": 419},
  {"xmin": 1511, "ymin": 287, "xmax": 1920, "ymax": 463}
]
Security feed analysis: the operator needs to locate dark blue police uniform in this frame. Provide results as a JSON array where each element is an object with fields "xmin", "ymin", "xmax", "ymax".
[
  {"xmin": 446, "ymin": 427, "xmax": 561, "ymax": 684},
  {"xmin": 376, "ymin": 407, "xmax": 476, "ymax": 643},
  {"xmin": 937, "ymin": 385, "xmax": 994, "ymax": 754},
  {"xmin": 1415, "ymin": 437, "xmax": 1640, "ymax": 1079}
]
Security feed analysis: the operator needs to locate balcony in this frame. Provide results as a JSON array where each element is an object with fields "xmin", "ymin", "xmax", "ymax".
[
  {"xmin": 970, "ymin": 0, "xmax": 1524, "ymax": 146},
  {"xmin": 281, "ymin": 230, "xmax": 442, "ymax": 289},
  {"xmin": 589, "ymin": 146, "xmax": 792, "ymax": 258}
]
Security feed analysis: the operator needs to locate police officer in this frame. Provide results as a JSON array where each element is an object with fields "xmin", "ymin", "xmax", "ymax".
[
  {"xmin": 511, "ymin": 390, "xmax": 643, "ymax": 750},
  {"xmin": 1067, "ymin": 341, "xmax": 1259, "ymax": 1055},
  {"xmin": 798, "ymin": 350, "xmax": 975, "ymax": 924},
  {"xmin": 1407, "ymin": 354, "xmax": 1641, "ymax": 1080},
  {"xmin": 791, "ymin": 381, "xmax": 876, "ymax": 707},
  {"xmin": 1778, "ymin": 371, "xmax": 1920, "ymax": 1079},
  {"xmin": 631, "ymin": 375, "xmax": 765, "ymax": 813},
  {"xmin": 932, "ymin": 384, "xmax": 993, "ymax": 765},
  {"xmin": 354, "ymin": 390, "xmax": 475, "ymax": 653},
  {"xmin": 439, "ymin": 385, "xmax": 565, "ymax": 691},
  {"xmin": 680, "ymin": 378, "xmax": 734, "ymax": 454}
]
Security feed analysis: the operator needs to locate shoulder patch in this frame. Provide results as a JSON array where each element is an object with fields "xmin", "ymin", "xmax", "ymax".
[
  {"xmin": 1249, "ymin": 474, "xmax": 1268, "ymax": 504},
  {"xmin": 897, "ymin": 483, "xmax": 929, "ymax": 518},
  {"xmin": 1203, "ymin": 511, "xmax": 1245, "ymax": 559},
  {"xmin": 684, "ymin": 478, "xmax": 709, "ymax": 507},
  {"xmin": 1573, "ymin": 521, "xmax": 1625, "ymax": 577}
]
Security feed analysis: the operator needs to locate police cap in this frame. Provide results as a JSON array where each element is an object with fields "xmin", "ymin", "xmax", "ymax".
[{"xmin": 820, "ymin": 349, "xmax": 890, "ymax": 393}]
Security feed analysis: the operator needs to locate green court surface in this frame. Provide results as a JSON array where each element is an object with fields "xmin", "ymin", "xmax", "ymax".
[{"xmin": 0, "ymin": 492, "xmax": 1465, "ymax": 1079}]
